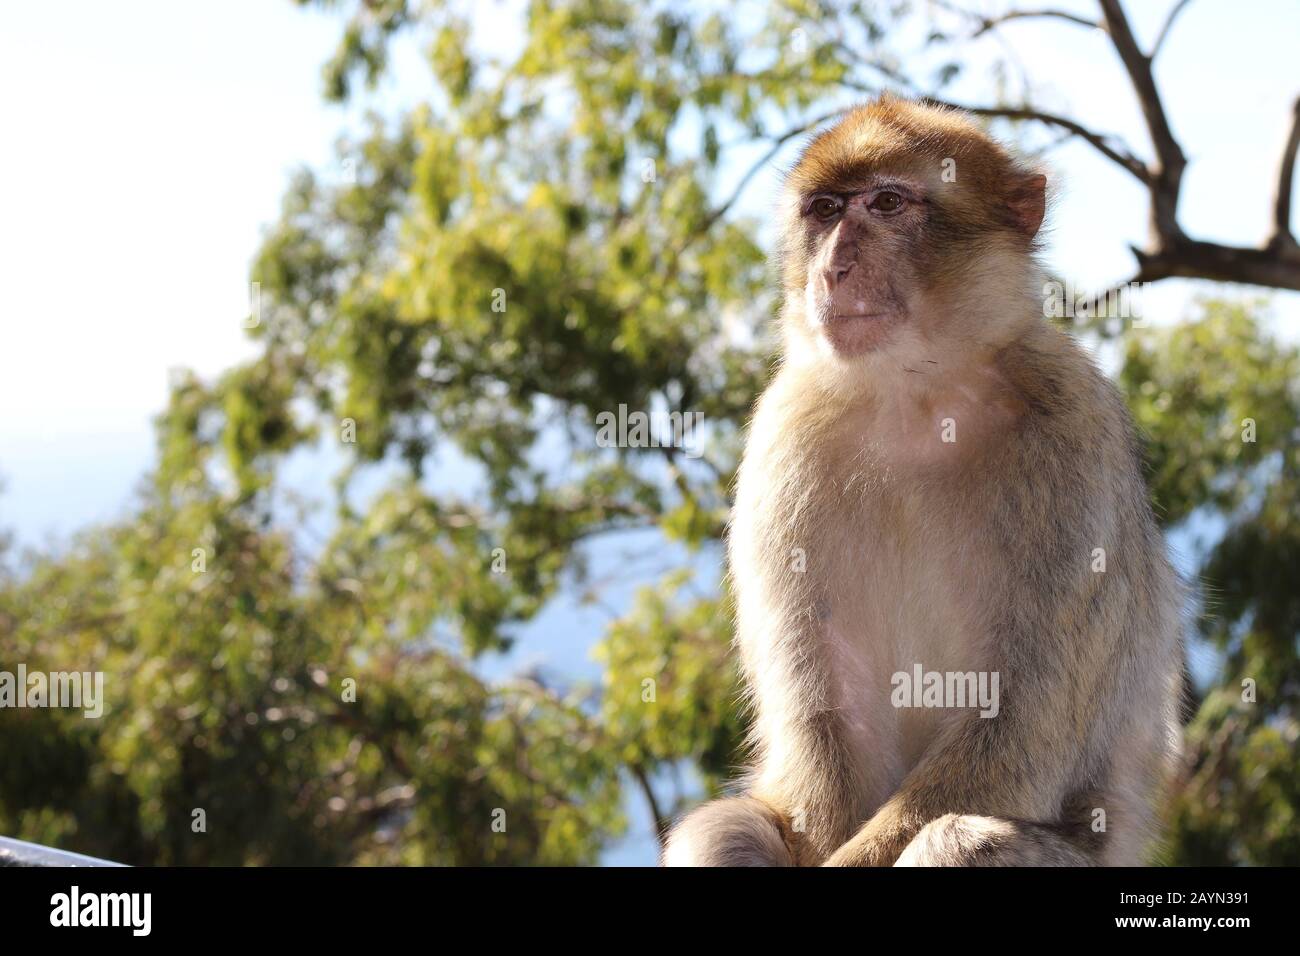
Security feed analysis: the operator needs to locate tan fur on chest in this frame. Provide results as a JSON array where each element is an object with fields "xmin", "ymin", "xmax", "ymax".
[{"xmin": 730, "ymin": 363, "xmax": 1016, "ymax": 810}]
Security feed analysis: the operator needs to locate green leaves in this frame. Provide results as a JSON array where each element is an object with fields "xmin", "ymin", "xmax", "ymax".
[
  {"xmin": 1121, "ymin": 299, "xmax": 1300, "ymax": 527},
  {"xmin": 1121, "ymin": 301, "xmax": 1300, "ymax": 865},
  {"xmin": 595, "ymin": 572, "xmax": 746, "ymax": 794}
]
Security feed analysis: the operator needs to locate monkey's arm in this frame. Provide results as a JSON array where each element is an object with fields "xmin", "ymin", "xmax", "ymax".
[
  {"xmin": 825, "ymin": 594, "xmax": 1114, "ymax": 865},
  {"xmin": 823, "ymin": 688, "xmax": 1099, "ymax": 867}
]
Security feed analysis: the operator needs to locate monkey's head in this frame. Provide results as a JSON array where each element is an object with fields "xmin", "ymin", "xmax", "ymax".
[{"xmin": 778, "ymin": 96, "xmax": 1047, "ymax": 370}]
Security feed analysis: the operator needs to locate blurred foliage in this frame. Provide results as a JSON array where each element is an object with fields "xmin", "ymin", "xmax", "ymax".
[
  {"xmin": 1123, "ymin": 302, "xmax": 1300, "ymax": 866},
  {"xmin": 0, "ymin": 1, "xmax": 1296, "ymax": 864}
]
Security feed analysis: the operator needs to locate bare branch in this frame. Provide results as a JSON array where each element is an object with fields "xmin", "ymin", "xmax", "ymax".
[
  {"xmin": 1071, "ymin": 232, "xmax": 1300, "ymax": 329},
  {"xmin": 1270, "ymin": 97, "xmax": 1300, "ymax": 250},
  {"xmin": 923, "ymin": 96, "xmax": 1151, "ymax": 183},
  {"xmin": 1133, "ymin": 238, "xmax": 1300, "ymax": 291},
  {"xmin": 970, "ymin": 9, "xmax": 1101, "ymax": 37},
  {"xmin": 928, "ymin": 1, "xmax": 1098, "ymax": 44},
  {"xmin": 829, "ymin": 38, "xmax": 918, "ymax": 91},
  {"xmin": 922, "ymin": 1, "xmax": 1300, "ymax": 296},
  {"xmin": 631, "ymin": 764, "xmax": 670, "ymax": 848},
  {"xmin": 1151, "ymin": 0, "xmax": 1194, "ymax": 60},
  {"xmin": 1069, "ymin": 272, "xmax": 1148, "ymax": 328},
  {"xmin": 1096, "ymin": 0, "xmax": 1186, "ymax": 239},
  {"xmin": 698, "ymin": 109, "xmax": 847, "ymax": 234}
]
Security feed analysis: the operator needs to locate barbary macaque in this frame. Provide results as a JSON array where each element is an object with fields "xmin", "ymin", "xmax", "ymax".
[{"xmin": 663, "ymin": 96, "xmax": 1183, "ymax": 867}]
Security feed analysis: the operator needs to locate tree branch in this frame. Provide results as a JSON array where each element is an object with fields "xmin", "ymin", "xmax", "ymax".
[
  {"xmin": 698, "ymin": 109, "xmax": 848, "ymax": 235},
  {"xmin": 1270, "ymin": 97, "xmax": 1300, "ymax": 251},
  {"xmin": 631, "ymin": 763, "xmax": 670, "ymax": 849},
  {"xmin": 924, "ymin": 1, "xmax": 1300, "ymax": 296},
  {"xmin": 1134, "ymin": 238, "xmax": 1300, "ymax": 290},
  {"xmin": 923, "ymin": 96, "xmax": 1150, "ymax": 183},
  {"xmin": 970, "ymin": 9, "xmax": 1100, "ymax": 37},
  {"xmin": 1068, "ymin": 271, "xmax": 1147, "ymax": 327},
  {"xmin": 655, "ymin": 109, "xmax": 848, "ymax": 288},
  {"xmin": 1096, "ymin": 0, "xmax": 1186, "ymax": 239},
  {"xmin": 1074, "ymin": 234, "xmax": 1300, "ymax": 325},
  {"xmin": 1150, "ymin": 0, "xmax": 1194, "ymax": 60}
]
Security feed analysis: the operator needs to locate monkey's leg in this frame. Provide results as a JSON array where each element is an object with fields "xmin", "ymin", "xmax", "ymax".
[
  {"xmin": 893, "ymin": 814, "xmax": 1096, "ymax": 867},
  {"xmin": 661, "ymin": 796, "xmax": 794, "ymax": 867}
]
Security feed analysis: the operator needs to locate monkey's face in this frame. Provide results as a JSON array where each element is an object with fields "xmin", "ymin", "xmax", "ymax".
[
  {"xmin": 779, "ymin": 98, "xmax": 1047, "ymax": 368},
  {"xmin": 797, "ymin": 176, "xmax": 929, "ymax": 358}
]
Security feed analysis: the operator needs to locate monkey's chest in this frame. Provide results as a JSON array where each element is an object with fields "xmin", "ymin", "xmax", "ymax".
[
  {"xmin": 824, "ymin": 498, "xmax": 987, "ymax": 751},
  {"xmin": 741, "ymin": 453, "xmax": 994, "ymax": 782}
]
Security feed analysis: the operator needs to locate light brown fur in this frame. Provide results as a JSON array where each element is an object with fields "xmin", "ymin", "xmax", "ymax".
[{"xmin": 662, "ymin": 97, "xmax": 1182, "ymax": 868}]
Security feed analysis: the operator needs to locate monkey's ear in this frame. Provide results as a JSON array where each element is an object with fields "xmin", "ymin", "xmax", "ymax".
[{"xmin": 1006, "ymin": 172, "xmax": 1047, "ymax": 238}]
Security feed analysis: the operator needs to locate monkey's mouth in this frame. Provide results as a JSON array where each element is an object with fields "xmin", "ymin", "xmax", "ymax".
[{"xmin": 819, "ymin": 309, "xmax": 900, "ymax": 356}]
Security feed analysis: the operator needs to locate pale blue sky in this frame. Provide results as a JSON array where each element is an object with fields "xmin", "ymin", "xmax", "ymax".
[{"xmin": 0, "ymin": 0, "xmax": 1295, "ymax": 865}]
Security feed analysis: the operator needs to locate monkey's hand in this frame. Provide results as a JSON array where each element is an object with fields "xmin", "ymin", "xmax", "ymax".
[{"xmin": 820, "ymin": 799, "xmax": 918, "ymax": 867}]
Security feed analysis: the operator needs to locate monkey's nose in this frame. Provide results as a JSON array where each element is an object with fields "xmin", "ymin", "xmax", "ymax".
[{"xmin": 823, "ymin": 261, "xmax": 856, "ymax": 293}]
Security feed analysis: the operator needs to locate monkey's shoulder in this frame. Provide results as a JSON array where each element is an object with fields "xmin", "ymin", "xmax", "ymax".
[{"xmin": 995, "ymin": 327, "xmax": 1129, "ymax": 428}]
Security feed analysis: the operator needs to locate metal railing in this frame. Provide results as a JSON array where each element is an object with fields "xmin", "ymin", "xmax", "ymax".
[{"xmin": 0, "ymin": 836, "xmax": 125, "ymax": 867}]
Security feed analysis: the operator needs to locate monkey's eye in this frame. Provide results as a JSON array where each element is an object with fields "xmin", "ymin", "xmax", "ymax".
[
  {"xmin": 810, "ymin": 195, "xmax": 844, "ymax": 220},
  {"xmin": 870, "ymin": 191, "xmax": 905, "ymax": 214}
]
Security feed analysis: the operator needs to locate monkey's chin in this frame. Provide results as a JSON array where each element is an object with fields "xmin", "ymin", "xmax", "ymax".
[{"xmin": 820, "ymin": 312, "xmax": 898, "ymax": 357}]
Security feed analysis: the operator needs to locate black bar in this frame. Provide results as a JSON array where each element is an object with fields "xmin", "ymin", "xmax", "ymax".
[{"xmin": 0, "ymin": 864, "xmax": 1283, "ymax": 942}]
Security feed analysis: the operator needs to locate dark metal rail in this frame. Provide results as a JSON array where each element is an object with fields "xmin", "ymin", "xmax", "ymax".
[{"xmin": 0, "ymin": 836, "xmax": 125, "ymax": 867}]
